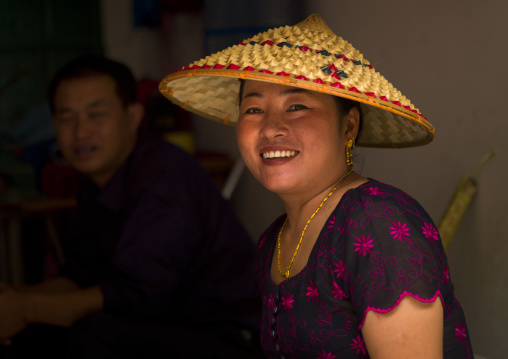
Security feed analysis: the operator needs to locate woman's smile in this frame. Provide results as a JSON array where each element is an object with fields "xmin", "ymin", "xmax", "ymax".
[{"xmin": 261, "ymin": 149, "xmax": 298, "ymax": 159}]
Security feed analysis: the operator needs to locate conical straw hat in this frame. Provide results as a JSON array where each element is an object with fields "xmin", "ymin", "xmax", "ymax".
[{"xmin": 159, "ymin": 14, "xmax": 434, "ymax": 148}]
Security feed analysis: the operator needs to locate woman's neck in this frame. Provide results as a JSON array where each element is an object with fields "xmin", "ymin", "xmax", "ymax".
[{"xmin": 280, "ymin": 170, "xmax": 366, "ymax": 235}]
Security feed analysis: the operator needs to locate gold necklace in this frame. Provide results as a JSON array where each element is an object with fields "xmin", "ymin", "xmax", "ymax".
[{"xmin": 277, "ymin": 168, "xmax": 354, "ymax": 278}]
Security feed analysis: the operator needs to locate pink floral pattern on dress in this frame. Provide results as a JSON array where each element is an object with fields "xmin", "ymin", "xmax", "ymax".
[
  {"xmin": 282, "ymin": 292, "xmax": 294, "ymax": 311},
  {"xmin": 316, "ymin": 350, "xmax": 337, "ymax": 359},
  {"xmin": 331, "ymin": 281, "xmax": 348, "ymax": 300},
  {"xmin": 257, "ymin": 180, "xmax": 473, "ymax": 358},
  {"xmin": 389, "ymin": 221, "xmax": 410, "ymax": 241},
  {"xmin": 443, "ymin": 264, "xmax": 450, "ymax": 284},
  {"xmin": 455, "ymin": 323, "xmax": 467, "ymax": 343},
  {"xmin": 353, "ymin": 235, "xmax": 374, "ymax": 256},
  {"xmin": 306, "ymin": 281, "xmax": 319, "ymax": 302},
  {"xmin": 350, "ymin": 335, "xmax": 366, "ymax": 355},
  {"xmin": 267, "ymin": 293, "xmax": 274, "ymax": 307},
  {"xmin": 363, "ymin": 187, "xmax": 384, "ymax": 196},
  {"xmin": 332, "ymin": 260, "xmax": 345, "ymax": 279},
  {"xmin": 327, "ymin": 216, "xmax": 336, "ymax": 230},
  {"xmin": 422, "ymin": 221, "xmax": 439, "ymax": 241}
]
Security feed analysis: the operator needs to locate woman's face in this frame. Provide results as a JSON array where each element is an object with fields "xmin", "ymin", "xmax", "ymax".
[{"xmin": 236, "ymin": 80, "xmax": 350, "ymax": 196}]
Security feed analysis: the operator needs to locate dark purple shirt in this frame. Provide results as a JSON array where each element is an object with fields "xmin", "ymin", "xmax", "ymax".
[
  {"xmin": 256, "ymin": 180, "xmax": 473, "ymax": 358},
  {"xmin": 60, "ymin": 133, "xmax": 260, "ymax": 330}
]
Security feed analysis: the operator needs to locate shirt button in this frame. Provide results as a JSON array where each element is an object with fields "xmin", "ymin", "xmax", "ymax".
[{"xmin": 273, "ymin": 306, "xmax": 279, "ymax": 314}]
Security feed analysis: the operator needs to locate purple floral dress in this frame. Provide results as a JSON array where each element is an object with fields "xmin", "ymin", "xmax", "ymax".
[{"xmin": 256, "ymin": 180, "xmax": 473, "ymax": 358}]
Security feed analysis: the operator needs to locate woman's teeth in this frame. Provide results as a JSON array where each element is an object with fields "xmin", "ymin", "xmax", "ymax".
[{"xmin": 262, "ymin": 150, "xmax": 297, "ymax": 159}]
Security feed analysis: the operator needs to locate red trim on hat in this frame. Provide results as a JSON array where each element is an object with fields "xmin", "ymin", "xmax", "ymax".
[
  {"xmin": 165, "ymin": 66, "xmax": 424, "ymax": 118},
  {"xmin": 330, "ymin": 82, "xmax": 345, "ymax": 89}
]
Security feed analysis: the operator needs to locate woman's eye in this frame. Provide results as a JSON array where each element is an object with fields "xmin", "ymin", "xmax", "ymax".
[
  {"xmin": 288, "ymin": 104, "xmax": 308, "ymax": 111},
  {"xmin": 244, "ymin": 107, "xmax": 263, "ymax": 114}
]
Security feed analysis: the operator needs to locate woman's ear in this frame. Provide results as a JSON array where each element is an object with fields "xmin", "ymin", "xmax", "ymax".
[{"xmin": 344, "ymin": 107, "xmax": 361, "ymax": 141}]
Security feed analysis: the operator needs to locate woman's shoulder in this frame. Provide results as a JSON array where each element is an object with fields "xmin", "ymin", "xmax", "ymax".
[
  {"xmin": 335, "ymin": 178, "xmax": 435, "ymax": 230},
  {"xmin": 346, "ymin": 178, "xmax": 415, "ymax": 199},
  {"xmin": 343, "ymin": 179, "xmax": 427, "ymax": 210}
]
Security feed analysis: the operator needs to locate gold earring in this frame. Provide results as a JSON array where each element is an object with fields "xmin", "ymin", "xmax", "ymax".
[{"xmin": 346, "ymin": 138, "xmax": 355, "ymax": 166}]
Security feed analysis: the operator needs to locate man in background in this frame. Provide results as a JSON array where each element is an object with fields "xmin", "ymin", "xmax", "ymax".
[{"xmin": 0, "ymin": 55, "xmax": 262, "ymax": 358}]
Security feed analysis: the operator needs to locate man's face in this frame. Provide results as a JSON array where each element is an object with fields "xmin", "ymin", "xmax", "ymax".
[{"xmin": 52, "ymin": 74, "xmax": 141, "ymax": 188}]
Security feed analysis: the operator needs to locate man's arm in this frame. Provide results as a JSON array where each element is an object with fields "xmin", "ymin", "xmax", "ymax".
[{"xmin": 0, "ymin": 277, "xmax": 103, "ymax": 344}]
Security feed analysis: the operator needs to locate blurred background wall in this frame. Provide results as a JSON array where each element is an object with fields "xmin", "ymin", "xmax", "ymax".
[
  {"xmin": 298, "ymin": 3, "xmax": 506, "ymax": 359},
  {"xmin": 0, "ymin": 0, "xmax": 506, "ymax": 357}
]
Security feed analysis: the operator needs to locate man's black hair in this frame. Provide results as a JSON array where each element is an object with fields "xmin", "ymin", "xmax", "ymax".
[{"xmin": 48, "ymin": 55, "xmax": 137, "ymax": 113}]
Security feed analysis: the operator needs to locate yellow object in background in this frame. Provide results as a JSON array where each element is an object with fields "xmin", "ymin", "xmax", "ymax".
[
  {"xmin": 164, "ymin": 131, "xmax": 195, "ymax": 154},
  {"xmin": 438, "ymin": 150, "xmax": 495, "ymax": 251},
  {"xmin": 438, "ymin": 178, "xmax": 477, "ymax": 252}
]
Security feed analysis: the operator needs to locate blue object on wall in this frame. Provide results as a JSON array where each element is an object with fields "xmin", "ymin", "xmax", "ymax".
[
  {"xmin": 133, "ymin": 0, "xmax": 161, "ymax": 27},
  {"xmin": 204, "ymin": 0, "xmax": 302, "ymax": 54}
]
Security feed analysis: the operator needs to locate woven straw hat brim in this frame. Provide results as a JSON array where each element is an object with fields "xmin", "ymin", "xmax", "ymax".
[{"xmin": 159, "ymin": 14, "xmax": 435, "ymax": 148}]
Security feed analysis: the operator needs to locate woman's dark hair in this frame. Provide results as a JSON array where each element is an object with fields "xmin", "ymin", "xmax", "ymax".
[
  {"xmin": 48, "ymin": 55, "xmax": 137, "ymax": 113},
  {"xmin": 237, "ymin": 79, "xmax": 363, "ymax": 141}
]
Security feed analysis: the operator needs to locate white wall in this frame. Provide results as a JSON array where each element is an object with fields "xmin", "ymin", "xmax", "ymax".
[
  {"xmin": 101, "ymin": 1, "xmax": 507, "ymax": 357},
  {"xmin": 100, "ymin": 0, "xmax": 160, "ymax": 79},
  {"xmin": 302, "ymin": 1, "xmax": 508, "ymax": 358}
]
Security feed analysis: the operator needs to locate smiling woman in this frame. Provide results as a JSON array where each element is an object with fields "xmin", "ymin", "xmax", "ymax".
[
  {"xmin": 159, "ymin": 14, "xmax": 473, "ymax": 359},
  {"xmin": 236, "ymin": 81, "xmax": 352, "ymax": 198}
]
